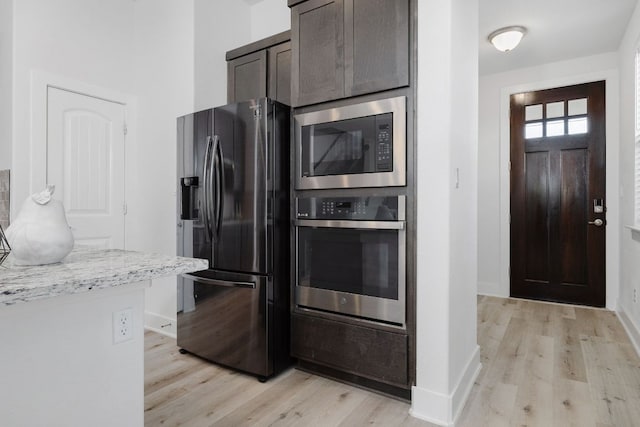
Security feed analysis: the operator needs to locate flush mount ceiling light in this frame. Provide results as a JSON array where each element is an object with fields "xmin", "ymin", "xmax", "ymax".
[{"xmin": 488, "ymin": 26, "xmax": 527, "ymax": 52}]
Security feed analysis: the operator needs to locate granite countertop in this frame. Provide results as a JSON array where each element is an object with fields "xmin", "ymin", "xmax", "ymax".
[{"xmin": 0, "ymin": 248, "xmax": 208, "ymax": 306}]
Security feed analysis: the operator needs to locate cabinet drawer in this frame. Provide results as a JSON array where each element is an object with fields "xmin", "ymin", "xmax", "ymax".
[{"xmin": 291, "ymin": 312, "xmax": 408, "ymax": 386}]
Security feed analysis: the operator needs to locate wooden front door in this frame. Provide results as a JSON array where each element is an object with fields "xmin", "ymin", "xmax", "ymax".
[{"xmin": 510, "ymin": 81, "xmax": 606, "ymax": 307}]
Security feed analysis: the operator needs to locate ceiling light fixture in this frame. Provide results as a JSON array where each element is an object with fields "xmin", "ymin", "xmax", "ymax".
[{"xmin": 488, "ymin": 26, "xmax": 527, "ymax": 52}]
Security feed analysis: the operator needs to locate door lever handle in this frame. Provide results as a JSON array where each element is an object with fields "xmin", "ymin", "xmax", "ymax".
[{"xmin": 588, "ymin": 219, "xmax": 604, "ymax": 227}]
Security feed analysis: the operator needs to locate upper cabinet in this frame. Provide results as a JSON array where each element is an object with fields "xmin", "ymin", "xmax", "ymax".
[
  {"xmin": 291, "ymin": 0, "xmax": 345, "ymax": 107},
  {"xmin": 227, "ymin": 50, "xmax": 268, "ymax": 104},
  {"xmin": 290, "ymin": 0, "xmax": 409, "ymax": 107},
  {"xmin": 344, "ymin": 0, "xmax": 409, "ymax": 97},
  {"xmin": 226, "ymin": 31, "xmax": 292, "ymax": 106},
  {"xmin": 268, "ymin": 42, "xmax": 292, "ymax": 106}
]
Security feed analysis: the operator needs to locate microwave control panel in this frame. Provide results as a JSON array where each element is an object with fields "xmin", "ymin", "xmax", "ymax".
[
  {"xmin": 375, "ymin": 113, "xmax": 393, "ymax": 172},
  {"xmin": 297, "ymin": 196, "xmax": 400, "ymax": 221}
]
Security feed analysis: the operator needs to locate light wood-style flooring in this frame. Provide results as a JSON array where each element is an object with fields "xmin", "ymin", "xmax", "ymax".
[
  {"xmin": 144, "ymin": 331, "xmax": 428, "ymax": 426},
  {"xmin": 145, "ymin": 296, "xmax": 640, "ymax": 426},
  {"xmin": 458, "ymin": 296, "xmax": 640, "ymax": 427}
]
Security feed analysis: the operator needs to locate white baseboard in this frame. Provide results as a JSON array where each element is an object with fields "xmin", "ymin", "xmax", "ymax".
[
  {"xmin": 477, "ymin": 281, "xmax": 507, "ymax": 298},
  {"xmin": 617, "ymin": 305, "xmax": 640, "ymax": 358},
  {"xmin": 451, "ymin": 345, "xmax": 482, "ymax": 422},
  {"xmin": 410, "ymin": 346, "xmax": 481, "ymax": 426},
  {"xmin": 144, "ymin": 311, "xmax": 177, "ymax": 339}
]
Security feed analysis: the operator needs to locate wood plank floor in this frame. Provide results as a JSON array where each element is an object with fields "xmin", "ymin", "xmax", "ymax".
[
  {"xmin": 145, "ymin": 296, "xmax": 640, "ymax": 426},
  {"xmin": 144, "ymin": 331, "xmax": 430, "ymax": 427},
  {"xmin": 457, "ymin": 296, "xmax": 640, "ymax": 427}
]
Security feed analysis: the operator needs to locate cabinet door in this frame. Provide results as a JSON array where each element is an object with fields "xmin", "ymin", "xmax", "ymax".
[
  {"xmin": 227, "ymin": 50, "xmax": 267, "ymax": 104},
  {"xmin": 268, "ymin": 42, "xmax": 292, "ymax": 106},
  {"xmin": 344, "ymin": 0, "xmax": 409, "ymax": 97},
  {"xmin": 291, "ymin": 0, "xmax": 344, "ymax": 107},
  {"xmin": 291, "ymin": 313, "xmax": 409, "ymax": 387}
]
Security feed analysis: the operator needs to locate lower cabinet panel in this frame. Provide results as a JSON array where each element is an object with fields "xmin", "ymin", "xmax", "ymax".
[{"xmin": 291, "ymin": 312, "xmax": 408, "ymax": 387}]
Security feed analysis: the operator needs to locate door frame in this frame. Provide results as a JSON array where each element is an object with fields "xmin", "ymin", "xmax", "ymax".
[
  {"xmin": 497, "ymin": 69, "xmax": 620, "ymax": 309},
  {"xmin": 29, "ymin": 70, "xmax": 136, "ymax": 249}
]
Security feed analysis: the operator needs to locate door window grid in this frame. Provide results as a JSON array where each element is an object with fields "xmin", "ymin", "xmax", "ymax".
[
  {"xmin": 524, "ymin": 99, "xmax": 588, "ymax": 139},
  {"xmin": 635, "ymin": 48, "xmax": 640, "ymax": 225}
]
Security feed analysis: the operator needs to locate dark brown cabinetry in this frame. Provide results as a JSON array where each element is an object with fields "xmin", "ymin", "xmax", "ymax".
[
  {"xmin": 268, "ymin": 42, "xmax": 292, "ymax": 106},
  {"xmin": 227, "ymin": 50, "xmax": 268, "ymax": 104},
  {"xmin": 290, "ymin": 0, "xmax": 409, "ymax": 107},
  {"xmin": 226, "ymin": 31, "xmax": 292, "ymax": 106},
  {"xmin": 291, "ymin": 0, "xmax": 344, "ymax": 107},
  {"xmin": 291, "ymin": 312, "xmax": 408, "ymax": 387},
  {"xmin": 288, "ymin": 0, "xmax": 415, "ymax": 399},
  {"xmin": 344, "ymin": 0, "xmax": 409, "ymax": 97}
]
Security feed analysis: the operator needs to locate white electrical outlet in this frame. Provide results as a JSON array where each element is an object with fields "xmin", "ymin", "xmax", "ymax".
[
  {"xmin": 634, "ymin": 289, "xmax": 638, "ymax": 304},
  {"xmin": 113, "ymin": 308, "xmax": 133, "ymax": 344}
]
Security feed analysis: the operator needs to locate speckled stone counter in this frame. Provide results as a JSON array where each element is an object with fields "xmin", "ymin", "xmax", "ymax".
[{"xmin": 0, "ymin": 248, "xmax": 208, "ymax": 306}]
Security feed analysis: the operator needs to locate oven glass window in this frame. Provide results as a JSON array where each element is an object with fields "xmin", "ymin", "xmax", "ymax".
[
  {"xmin": 301, "ymin": 113, "xmax": 392, "ymax": 178},
  {"xmin": 298, "ymin": 227, "xmax": 398, "ymax": 300}
]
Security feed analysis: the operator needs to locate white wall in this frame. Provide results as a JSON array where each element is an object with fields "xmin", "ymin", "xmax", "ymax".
[
  {"xmin": 411, "ymin": 0, "xmax": 480, "ymax": 425},
  {"xmin": 194, "ymin": 0, "xmax": 252, "ymax": 110},
  {"xmin": 477, "ymin": 52, "xmax": 621, "ymax": 310},
  {"xmin": 11, "ymin": 0, "xmax": 136, "ymax": 219},
  {"xmin": 0, "ymin": 0, "xmax": 11, "ymax": 172},
  {"xmin": 130, "ymin": 0, "xmax": 195, "ymax": 335},
  {"xmin": 618, "ymin": 0, "xmax": 640, "ymax": 352},
  {"xmin": 249, "ymin": 0, "xmax": 290, "ymax": 42},
  {"xmin": 447, "ymin": 0, "xmax": 480, "ymax": 414}
]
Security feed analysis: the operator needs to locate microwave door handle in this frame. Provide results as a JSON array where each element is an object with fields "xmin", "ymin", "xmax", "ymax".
[
  {"xmin": 202, "ymin": 136, "xmax": 214, "ymax": 240},
  {"xmin": 294, "ymin": 219, "xmax": 405, "ymax": 230}
]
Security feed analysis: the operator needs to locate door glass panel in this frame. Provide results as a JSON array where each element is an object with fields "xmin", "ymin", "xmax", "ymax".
[
  {"xmin": 546, "ymin": 120, "xmax": 565, "ymax": 137},
  {"xmin": 525, "ymin": 122, "xmax": 543, "ymax": 139},
  {"xmin": 525, "ymin": 104, "xmax": 543, "ymax": 121},
  {"xmin": 298, "ymin": 227, "xmax": 399, "ymax": 300},
  {"xmin": 568, "ymin": 117, "xmax": 588, "ymax": 135},
  {"xmin": 568, "ymin": 98, "xmax": 588, "ymax": 116},
  {"xmin": 546, "ymin": 101, "xmax": 565, "ymax": 119}
]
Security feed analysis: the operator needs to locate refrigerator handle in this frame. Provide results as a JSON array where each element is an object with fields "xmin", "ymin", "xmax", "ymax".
[
  {"xmin": 202, "ymin": 136, "xmax": 215, "ymax": 240},
  {"xmin": 182, "ymin": 273, "xmax": 256, "ymax": 289},
  {"xmin": 213, "ymin": 134, "xmax": 224, "ymax": 239}
]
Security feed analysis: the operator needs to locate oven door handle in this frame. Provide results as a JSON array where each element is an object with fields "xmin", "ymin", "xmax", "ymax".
[{"xmin": 294, "ymin": 219, "xmax": 404, "ymax": 230}]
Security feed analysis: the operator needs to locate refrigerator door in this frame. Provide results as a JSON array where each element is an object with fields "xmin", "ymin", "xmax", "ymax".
[
  {"xmin": 177, "ymin": 109, "xmax": 213, "ymax": 263},
  {"xmin": 177, "ymin": 269, "xmax": 271, "ymax": 378},
  {"xmin": 212, "ymin": 99, "xmax": 271, "ymax": 274}
]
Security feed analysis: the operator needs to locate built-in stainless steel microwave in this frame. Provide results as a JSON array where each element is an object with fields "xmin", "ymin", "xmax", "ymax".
[{"xmin": 294, "ymin": 96, "xmax": 406, "ymax": 190}]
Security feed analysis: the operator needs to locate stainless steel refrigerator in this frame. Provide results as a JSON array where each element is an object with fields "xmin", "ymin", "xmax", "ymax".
[{"xmin": 176, "ymin": 98, "xmax": 291, "ymax": 381}]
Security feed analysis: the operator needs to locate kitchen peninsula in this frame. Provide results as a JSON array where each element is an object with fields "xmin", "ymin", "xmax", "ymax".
[{"xmin": 0, "ymin": 248, "xmax": 208, "ymax": 427}]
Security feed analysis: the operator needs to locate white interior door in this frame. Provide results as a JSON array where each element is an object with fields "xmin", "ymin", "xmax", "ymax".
[{"xmin": 47, "ymin": 87, "xmax": 126, "ymax": 249}]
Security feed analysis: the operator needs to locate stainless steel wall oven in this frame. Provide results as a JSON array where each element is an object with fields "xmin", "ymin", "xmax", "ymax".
[
  {"xmin": 294, "ymin": 96, "xmax": 406, "ymax": 190},
  {"xmin": 295, "ymin": 195, "xmax": 405, "ymax": 326}
]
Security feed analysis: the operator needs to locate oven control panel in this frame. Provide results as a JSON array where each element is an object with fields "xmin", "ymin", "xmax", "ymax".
[{"xmin": 297, "ymin": 196, "xmax": 401, "ymax": 221}]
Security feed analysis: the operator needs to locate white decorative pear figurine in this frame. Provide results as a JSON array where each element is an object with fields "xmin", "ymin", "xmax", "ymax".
[{"xmin": 5, "ymin": 185, "xmax": 75, "ymax": 265}]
